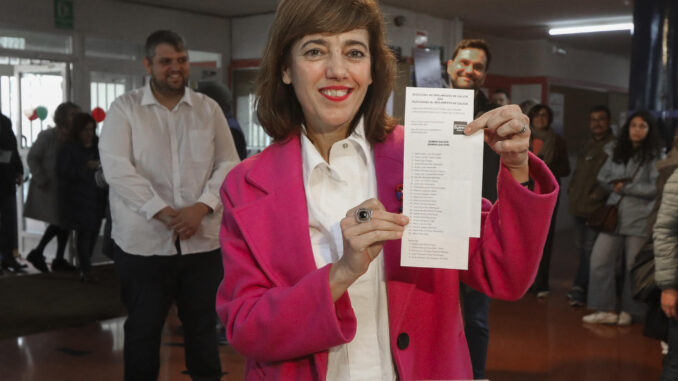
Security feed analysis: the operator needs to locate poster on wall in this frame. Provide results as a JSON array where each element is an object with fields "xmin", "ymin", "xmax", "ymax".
[{"xmin": 549, "ymin": 92, "xmax": 565, "ymax": 136}]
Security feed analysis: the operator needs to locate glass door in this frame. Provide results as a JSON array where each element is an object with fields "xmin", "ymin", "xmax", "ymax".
[{"xmin": 14, "ymin": 63, "xmax": 69, "ymax": 256}]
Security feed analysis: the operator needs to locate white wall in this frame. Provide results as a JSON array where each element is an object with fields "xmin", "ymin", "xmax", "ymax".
[
  {"xmin": 231, "ymin": 14, "xmax": 274, "ymax": 60},
  {"xmin": 227, "ymin": 5, "xmax": 629, "ymax": 91},
  {"xmin": 380, "ymin": 5, "xmax": 462, "ymax": 60},
  {"xmin": 229, "ymin": 5, "xmax": 462, "ymax": 61},
  {"xmin": 471, "ymin": 33, "xmax": 630, "ymax": 90},
  {"xmin": 1, "ymin": 0, "xmax": 629, "ymax": 93}
]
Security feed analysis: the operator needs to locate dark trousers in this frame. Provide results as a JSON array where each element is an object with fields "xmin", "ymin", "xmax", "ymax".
[
  {"xmin": 114, "ymin": 243, "xmax": 223, "ymax": 381},
  {"xmin": 35, "ymin": 224, "xmax": 69, "ymax": 260},
  {"xmin": 461, "ymin": 283, "xmax": 490, "ymax": 380},
  {"xmin": 74, "ymin": 224, "xmax": 100, "ymax": 273},
  {"xmin": 572, "ymin": 216, "xmax": 598, "ymax": 290},
  {"xmin": 0, "ymin": 191, "xmax": 18, "ymax": 261},
  {"xmin": 662, "ymin": 318, "xmax": 678, "ymax": 380},
  {"xmin": 533, "ymin": 195, "xmax": 560, "ymax": 292}
]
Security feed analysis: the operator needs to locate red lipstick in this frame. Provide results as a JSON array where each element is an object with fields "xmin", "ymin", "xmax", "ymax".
[{"xmin": 319, "ymin": 86, "xmax": 352, "ymax": 102}]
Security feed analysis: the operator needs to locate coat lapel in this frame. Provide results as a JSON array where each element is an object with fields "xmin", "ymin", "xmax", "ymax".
[
  {"xmin": 374, "ymin": 126, "xmax": 420, "ymax": 334},
  {"xmin": 231, "ymin": 135, "xmax": 318, "ymax": 287}
]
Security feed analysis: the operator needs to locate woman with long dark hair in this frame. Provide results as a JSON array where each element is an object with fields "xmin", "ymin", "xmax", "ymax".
[
  {"xmin": 583, "ymin": 110, "xmax": 661, "ymax": 325},
  {"xmin": 56, "ymin": 112, "xmax": 106, "ymax": 283}
]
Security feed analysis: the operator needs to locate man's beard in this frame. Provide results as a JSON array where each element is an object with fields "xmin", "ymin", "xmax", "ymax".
[{"xmin": 151, "ymin": 75, "xmax": 187, "ymax": 97}]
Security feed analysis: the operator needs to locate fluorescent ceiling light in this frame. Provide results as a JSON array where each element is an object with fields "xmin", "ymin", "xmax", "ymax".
[{"xmin": 549, "ymin": 23, "xmax": 634, "ymax": 36}]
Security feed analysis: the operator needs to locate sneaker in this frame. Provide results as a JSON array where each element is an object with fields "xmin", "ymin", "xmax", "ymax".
[
  {"xmin": 617, "ymin": 311, "xmax": 632, "ymax": 326},
  {"xmin": 2, "ymin": 256, "xmax": 27, "ymax": 273},
  {"xmin": 537, "ymin": 290, "xmax": 549, "ymax": 299},
  {"xmin": 51, "ymin": 258, "xmax": 77, "ymax": 272},
  {"xmin": 27, "ymin": 250, "xmax": 49, "ymax": 273},
  {"xmin": 582, "ymin": 311, "xmax": 619, "ymax": 324},
  {"xmin": 567, "ymin": 286, "xmax": 586, "ymax": 307}
]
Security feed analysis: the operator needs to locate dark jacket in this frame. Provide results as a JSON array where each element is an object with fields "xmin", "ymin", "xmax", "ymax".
[
  {"xmin": 0, "ymin": 114, "xmax": 23, "ymax": 196},
  {"xmin": 475, "ymin": 91, "xmax": 501, "ymax": 202},
  {"xmin": 568, "ymin": 132, "xmax": 615, "ymax": 218},
  {"xmin": 56, "ymin": 138, "xmax": 105, "ymax": 230}
]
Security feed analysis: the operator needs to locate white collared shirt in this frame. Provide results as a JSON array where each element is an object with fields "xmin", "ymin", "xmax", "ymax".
[
  {"xmin": 99, "ymin": 83, "xmax": 240, "ymax": 256},
  {"xmin": 301, "ymin": 121, "xmax": 395, "ymax": 381}
]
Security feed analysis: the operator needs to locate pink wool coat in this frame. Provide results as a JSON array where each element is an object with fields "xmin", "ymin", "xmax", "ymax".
[{"xmin": 217, "ymin": 125, "xmax": 558, "ymax": 380}]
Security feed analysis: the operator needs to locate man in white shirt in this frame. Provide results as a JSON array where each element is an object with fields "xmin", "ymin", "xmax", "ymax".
[{"xmin": 99, "ymin": 30, "xmax": 239, "ymax": 381}]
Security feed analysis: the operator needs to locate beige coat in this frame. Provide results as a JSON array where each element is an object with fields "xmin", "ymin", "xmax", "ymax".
[{"xmin": 24, "ymin": 128, "xmax": 62, "ymax": 225}]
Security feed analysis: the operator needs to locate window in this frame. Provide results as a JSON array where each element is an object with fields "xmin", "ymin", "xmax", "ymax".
[
  {"xmin": 85, "ymin": 37, "xmax": 141, "ymax": 61},
  {"xmin": 0, "ymin": 27, "xmax": 72, "ymax": 54}
]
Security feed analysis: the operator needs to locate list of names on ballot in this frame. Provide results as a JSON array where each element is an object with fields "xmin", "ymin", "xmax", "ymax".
[{"xmin": 401, "ymin": 87, "xmax": 484, "ymax": 269}]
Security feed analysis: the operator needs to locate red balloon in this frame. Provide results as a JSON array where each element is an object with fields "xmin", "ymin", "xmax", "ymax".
[
  {"xmin": 28, "ymin": 110, "xmax": 38, "ymax": 121},
  {"xmin": 91, "ymin": 107, "xmax": 106, "ymax": 123}
]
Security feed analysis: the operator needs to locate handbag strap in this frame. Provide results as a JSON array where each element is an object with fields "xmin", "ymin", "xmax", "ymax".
[{"xmin": 615, "ymin": 162, "xmax": 643, "ymax": 206}]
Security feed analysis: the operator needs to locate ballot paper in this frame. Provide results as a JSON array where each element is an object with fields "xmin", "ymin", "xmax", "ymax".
[{"xmin": 401, "ymin": 87, "xmax": 484, "ymax": 270}]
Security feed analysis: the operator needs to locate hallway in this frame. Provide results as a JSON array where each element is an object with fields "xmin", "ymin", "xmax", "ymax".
[{"xmin": 0, "ymin": 228, "xmax": 664, "ymax": 380}]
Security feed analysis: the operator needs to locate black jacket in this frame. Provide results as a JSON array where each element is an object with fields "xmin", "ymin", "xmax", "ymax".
[
  {"xmin": 56, "ymin": 138, "xmax": 105, "ymax": 230},
  {"xmin": 475, "ymin": 91, "xmax": 500, "ymax": 202},
  {"xmin": 0, "ymin": 113, "xmax": 23, "ymax": 196}
]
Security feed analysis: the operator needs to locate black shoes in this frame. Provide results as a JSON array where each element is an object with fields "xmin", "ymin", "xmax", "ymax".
[
  {"xmin": 51, "ymin": 258, "xmax": 77, "ymax": 272},
  {"xmin": 567, "ymin": 286, "xmax": 586, "ymax": 307},
  {"xmin": 1, "ymin": 256, "xmax": 27, "ymax": 273},
  {"xmin": 27, "ymin": 250, "xmax": 49, "ymax": 273}
]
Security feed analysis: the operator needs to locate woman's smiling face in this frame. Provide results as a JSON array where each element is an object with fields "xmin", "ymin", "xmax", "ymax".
[{"xmin": 282, "ymin": 28, "xmax": 372, "ymax": 136}]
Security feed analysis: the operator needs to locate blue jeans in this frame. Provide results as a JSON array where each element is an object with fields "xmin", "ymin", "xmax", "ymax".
[{"xmin": 461, "ymin": 283, "xmax": 490, "ymax": 380}]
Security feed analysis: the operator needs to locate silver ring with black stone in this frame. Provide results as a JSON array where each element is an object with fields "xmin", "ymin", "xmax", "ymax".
[
  {"xmin": 354, "ymin": 207, "xmax": 373, "ymax": 224},
  {"xmin": 518, "ymin": 123, "xmax": 527, "ymax": 135}
]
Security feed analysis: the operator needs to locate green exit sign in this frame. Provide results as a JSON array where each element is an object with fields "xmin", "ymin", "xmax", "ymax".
[{"xmin": 54, "ymin": 0, "xmax": 74, "ymax": 30}]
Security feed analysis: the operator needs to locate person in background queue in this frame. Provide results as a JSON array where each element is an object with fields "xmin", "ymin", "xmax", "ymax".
[{"xmin": 567, "ymin": 105, "xmax": 615, "ymax": 307}]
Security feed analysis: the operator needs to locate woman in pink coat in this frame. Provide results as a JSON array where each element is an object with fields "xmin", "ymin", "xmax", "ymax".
[{"xmin": 217, "ymin": 0, "xmax": 558, "ymax": 379}]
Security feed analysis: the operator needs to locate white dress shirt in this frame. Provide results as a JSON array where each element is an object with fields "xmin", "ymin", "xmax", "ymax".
[
  {"xmin": 99, "ymin": 83, "xmax": 240, "ymax": 256},
  {"xmin": 301, "ymin": 121, "xmax": 395, "ymax": 381}
]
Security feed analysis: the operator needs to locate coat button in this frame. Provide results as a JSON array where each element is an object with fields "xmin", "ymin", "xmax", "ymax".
[{"xmin": 397, "ymin": 333, "xmax": 409, "ymax": 350}]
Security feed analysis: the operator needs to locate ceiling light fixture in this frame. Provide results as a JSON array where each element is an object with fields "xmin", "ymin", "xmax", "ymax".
[{"xmin": 549, "ymin": 22, "xmax": 634, "ymax": 36}]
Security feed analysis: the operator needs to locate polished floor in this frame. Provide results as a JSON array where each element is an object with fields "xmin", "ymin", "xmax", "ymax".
[{"xmin": 0, "ymin": 229, "xmax": 665, "ymax": 380}]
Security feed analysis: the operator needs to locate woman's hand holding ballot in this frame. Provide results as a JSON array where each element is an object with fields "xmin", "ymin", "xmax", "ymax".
[
  {"xmin": 328, "ymin": 198, "xmax": 409, "ymax": 302},
  {"xmin": 465, "ymin": 104, "xmax": 531, "ymax": 183}
]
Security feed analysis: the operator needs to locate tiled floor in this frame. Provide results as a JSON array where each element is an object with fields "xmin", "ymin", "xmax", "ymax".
[{"xmin": 0, "ymin": 229, "xmax": 666, "ymax": 380}]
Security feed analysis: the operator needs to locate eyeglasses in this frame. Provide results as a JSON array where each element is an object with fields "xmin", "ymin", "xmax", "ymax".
[{"xmin": 590, "ymin": 117, "xmax": 609, "ymax": 123}]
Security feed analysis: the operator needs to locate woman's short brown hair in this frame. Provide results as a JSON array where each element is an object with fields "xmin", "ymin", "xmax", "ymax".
[{"xmin": 256, "ymin": 0, "xmax": 396, "ymax": 144}]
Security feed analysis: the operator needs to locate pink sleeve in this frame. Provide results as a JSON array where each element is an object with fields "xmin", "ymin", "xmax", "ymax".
[
  {"xmin": 460, "ymin": 152, "xmax": 559, "ymax": 300},
  {"xmin": 216, "ymin": 184, "xmax": 357, "ymax": 362}
]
